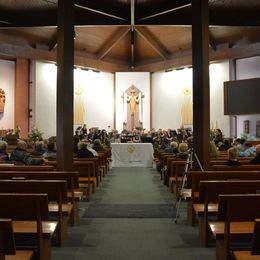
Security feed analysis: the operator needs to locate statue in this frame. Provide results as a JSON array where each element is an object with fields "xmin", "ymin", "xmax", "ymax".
[
  {"xmin": 122, "ymin": 85, "xmax": 144, "ymax": 131},
  {"xmin": 0, "ymin": 88, "xmax": 6, "ymax": 113}
]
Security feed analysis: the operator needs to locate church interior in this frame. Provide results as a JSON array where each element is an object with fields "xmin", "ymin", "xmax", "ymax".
[{"xmin": 1, "ymin": 1, "xmax": 260, "ymax": 260}]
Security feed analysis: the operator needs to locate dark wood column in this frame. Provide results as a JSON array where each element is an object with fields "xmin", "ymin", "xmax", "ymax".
[
  {"xmin": 192, "ymin": 0, "xmax": 210, "ymax": 170},
  {"xmin": 15, "ymin": 58, "xmax": 29, "ymax": 138},
  {"xmin": 56, "ymin": 0, "xmax": 74, "ymax": 171}
]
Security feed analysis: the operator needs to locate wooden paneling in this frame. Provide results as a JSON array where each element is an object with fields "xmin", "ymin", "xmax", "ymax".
[{"xmin": 15, "ymin": 58, "xmax": 29, "ymax": 138}]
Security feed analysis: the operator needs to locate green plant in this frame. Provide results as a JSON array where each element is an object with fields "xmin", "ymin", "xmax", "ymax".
[
  {"xmin": 28, "ymin": 126, "xmax": 43, "ymax": 143},
  {"xmin": 14, "ymin": 125, "xmax": 21, "ymax": 135},
  {"xmin": 210, "ymin": 128, "xmax": 216, "ymax": 141}
]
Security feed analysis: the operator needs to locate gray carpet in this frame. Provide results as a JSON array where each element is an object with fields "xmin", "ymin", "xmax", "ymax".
[
  {"xmin": 83, "ymin": 203, "xmax": 175, "ymax": 218},
  {"xmin": 52, "ymin": 167, "xmax": 215, "ymax": 260}
]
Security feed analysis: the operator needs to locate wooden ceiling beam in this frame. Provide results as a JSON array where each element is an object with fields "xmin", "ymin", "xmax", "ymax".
[
  {"xmin": 130, "ymin": 0, "xmax": 135, "ymax": 68},
  {"xmin": 135, "ymin": 27, "xmax": 169, "ymax": 60},
  {"xmin": 131, "ymin": 29, "xmax": 135, "ymax": 68},
  {"xmin": 0, "ymin": 9, "xmax": 259, "ymax": 27},
  {"xmin": 136, "ymin": 9, "xmax": 260, "ymax": 27},
  {"xmin": 209, "ymin": 30, "xmax": 217, "ymax": 51},
  {"xmin": 136, "ymin": 0, "xmax": 191, "ymax": 21},
  {"xmin": 97, "ymin": 27, "xmax": 130, "ymax": 60},
  {"xmin": 0, "ymin": 41, "xmax": 129, "ymax": 72},
  {"xmin": 133, "ymin": 42, "xmax": 260, "ymax": 72},
  {"xmin": 74, "ymin": 0, "xmax": 130, "ymax": 21},
  {"xmin": 48, "ymin": 32, "xmax": 58, "ymax": 51}
]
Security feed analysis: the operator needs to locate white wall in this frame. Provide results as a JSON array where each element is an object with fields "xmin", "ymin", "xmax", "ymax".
[
  {"xmin": 209, "ymin": 61, "xmax": 230, "ymax": 136},
  {"xmin": 152, "ymin": 61, "xmax": 230, "ymax": 137},
  {"xmin": 152, "ymin": 68, "xmax": 192, "ymax": 130},
  {"xmin": 0, "ymin": 60, "xmax": 15, "ymax": 130},
  {"xmin": 115, "ymin": 72, "xmax": 150, "ymax": 131},
  {"xmin": 34, "ymin": 61, "xmax": 114, "ymax": 138},
  {"xmin": 236, "ymin": 56, "xmax": 260, "ymax": 138},
  {"xmin": 35, "ymin": 61, "xmax": 57, "ymax": 138}
]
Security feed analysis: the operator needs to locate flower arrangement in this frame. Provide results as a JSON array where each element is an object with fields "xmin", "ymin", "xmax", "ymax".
[
  {"xmin": 28, "ymin": 126, "xmax": 43, "ymax": 143},
  {"xmin": 6, "ymin": 128, "xmax": 14, "ymax": 135},
  {"xmin": 210, "ymin": 128, "xmax": 216, "ymax": 141},
  {"xmin": 15, "ymin": 125, "xmax": 21, "ymax": 135}
]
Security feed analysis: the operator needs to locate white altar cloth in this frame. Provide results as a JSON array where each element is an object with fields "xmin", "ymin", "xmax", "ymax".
[{"xmin": 111, "ymin": 143, "xmax": 154, "ymax": 167}]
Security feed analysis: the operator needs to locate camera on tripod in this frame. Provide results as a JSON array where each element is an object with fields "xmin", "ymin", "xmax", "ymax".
[{"xmin": 187, "ymin": 136, "xmax": 193, "ymax": 150}]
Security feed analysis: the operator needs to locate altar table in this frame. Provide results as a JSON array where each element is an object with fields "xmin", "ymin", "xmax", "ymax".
[{"xmin": 111, "ymin": 143, "xmax": 154, "ymax": 167}]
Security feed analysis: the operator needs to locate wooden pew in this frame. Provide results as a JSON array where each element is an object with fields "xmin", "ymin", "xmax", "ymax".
[
  {"xmin": 209, "ymin": 194, "xmax": 260, "ymax": 260},
  {"xmin": 233, "ymin": 219, "xmax": 260, "ymax": 259},
  {"xmin": 167, "ymin": 160, "xmax": 186, "ymax": 196},
  {"xmin": 0, "ymin": 219, "xmax": 33, "ymax": 260},
  {"xmin": 46, "ymin": 159, "xmax": 99, "ymax": 196},
  {"xmin": 0, "ymin": 193, "xmax": 57, "ymax": 260},
  {"xmin": 212, "ymin": 165, "xmax": 260, "ymax": 171},
  {"xmin": 0, "ymin": 165, "xmax": 54, "ymax": 171},
  {"xmin": 187, "ymin": 171, "xmax": 260, "ymax": 225},
  {"xmin": 0, "ymin": 180, "xmax": 69, "ymax": 246},
  {"xmin": 0, "ymin": 171, "xmax": 81, "ymax": 225},
  {"xmin": 195, "ymin": 180, "xmax": 260, "ymax": 247}
]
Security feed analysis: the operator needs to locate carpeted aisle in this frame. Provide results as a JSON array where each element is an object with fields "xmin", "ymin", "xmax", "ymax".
[{"xmin": 52, "ymin": 167, "xmax": 215, "ymax": 260}]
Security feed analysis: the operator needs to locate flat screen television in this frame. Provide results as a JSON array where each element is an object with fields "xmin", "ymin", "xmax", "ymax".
[{"xmin": 224, "ymin": 77, "xmax": 260, "ymax": 115}]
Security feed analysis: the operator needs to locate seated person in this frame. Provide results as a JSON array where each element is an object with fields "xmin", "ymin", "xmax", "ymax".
[
  {"xmin": 31, "ymin": 140, "xmax": 46, "ymax": 156},
  {"xmin": 250, "ymin": 144, "xmax": 260, "ymax": 164},
  {"xmin": 164, "ymin": 141, "xmax": 179, "ymax": 154},
  {"xmin": 225, "ymin": 147, "xmax": 241, "ymax": 166},
  {"xmin": 76, "ymin": 141, "xmax": 95, "ymax": 158},
  {"xmin": 239, "ymin": 142, "xmax": 256, "ymax": 157},
  {"xmin": 209, "ymin": 141, "xmax": 220, "ymax": 158},
  {"xmin": 92, "ymin": 139, "xmax": 105, "ymax": 152},
  {"xmin": 42, "ymin": 141, "xmax": 56, "ymax": 159},
  {"xmin": 175, "ymin": 142, "xmax": 188, "ymax": 160},
  {"xmin": 218, "ymin": 139, "xmax": 232, "ymax": 151},
  {"xmin": 10, "ymin": 140, "xmax": 44, "ymax": 165},
  {"xmin": 214, "ymin": 128, "xmax": 223, "ymax": 145},
  {"xmin": 234, "ymin": 138, "xmax": 246, "ymax": 152},
  {"xmin": 0, "ymin": 140, "xmax": 10, "ymax": 162}
]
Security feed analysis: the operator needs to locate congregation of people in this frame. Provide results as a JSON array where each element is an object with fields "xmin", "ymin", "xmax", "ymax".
[{"xmin": 0, "ymin": 124, "xmax": 259, "ymax": 167}]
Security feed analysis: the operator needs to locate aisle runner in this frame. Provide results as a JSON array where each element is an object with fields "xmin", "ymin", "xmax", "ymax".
[{"xmin": 83, "ymin": 204, "xmax": 175, "ymax": 218}]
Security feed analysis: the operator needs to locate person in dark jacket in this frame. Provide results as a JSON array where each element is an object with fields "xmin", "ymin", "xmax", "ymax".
[
  {"xmin": 76, "ymin": 141, "xmax": 94, "ymax": 158},
  {"xmin": 250, "ymin": 144, "xmax": 260, "ymax": 164},
  {"xmin": 0, "ymin": 140, "xmax": 10, "ymax": 162},
  {"xmin": 92, "ymin": 139, "xmax": 105, "ymax": 152},
  {"xmin": 31, "ymin": 140, "xmax": 46, "ymax": 156},
  {"xmin": 218, "ymin": 139, "xmax": 232, "ymax": 151},
  {"xmin": 10, "ymin": 140, "xmax": 44, "ymax": 165},
  {"xmin": 225, "ymin": 147, "xmax": 242, "ymax": 166},
  {"xmin": 42, "ymin": 140, "xmax": 56, "ymax": 159}
]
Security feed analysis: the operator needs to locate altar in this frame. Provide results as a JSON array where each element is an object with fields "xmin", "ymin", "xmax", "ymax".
[{"xmin": 111, "ymin": 143, "xmax": 154, "ymax": 167}]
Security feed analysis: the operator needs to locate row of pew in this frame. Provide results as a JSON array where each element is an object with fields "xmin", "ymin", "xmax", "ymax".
[
  {"xmin": 0, "ymin": 149, "xmax": 111, "ymax": 260},
  {"xmin": 154, "ymin": 149, "xmax": 260, "ymax": 260}
]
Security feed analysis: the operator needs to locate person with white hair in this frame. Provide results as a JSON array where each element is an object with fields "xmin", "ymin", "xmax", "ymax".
[
  {"xmin": 250, "ymin": 144, "xmax": 260, "ymax": 164},
  {"xmin": 164, "ymin": 141, "xmax": 178, "ymax": 154},
  {"xmin": 10, "ymin": 140, "xmax": 44, "ymax": 165},
  {"xmin": 175, "ymin": 142, "xmax": 189, "ymax": 159},
  {"xmin": 225, "ymin": 147, "xmax": 241, "ymax": 166},
  {"xmin": 0, "ymin": 140, "xmax": 10, "ymax": 161},
  {"xmin": 76, "ymin": 141, "xmax": 95, "ymax": 158}
]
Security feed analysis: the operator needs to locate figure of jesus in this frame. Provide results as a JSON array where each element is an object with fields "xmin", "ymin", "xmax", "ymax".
[{"xmin": 128, "ymin": 90, "xmax": 139, "ymax": 114}]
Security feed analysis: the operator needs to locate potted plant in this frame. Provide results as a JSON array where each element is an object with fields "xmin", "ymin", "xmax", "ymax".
[{"xmin": 28, "ymin": 126, "xmax": 43, "ymax": 144}]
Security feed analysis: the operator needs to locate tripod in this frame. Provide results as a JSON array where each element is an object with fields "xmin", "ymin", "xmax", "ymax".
[{"xmin": 174, "ymin": 148, "xmax": 203, "ymax": 223}]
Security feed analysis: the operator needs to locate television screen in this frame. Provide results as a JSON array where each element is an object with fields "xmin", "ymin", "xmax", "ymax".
[{"xmin": 224, "ymin": 77, "xmax": 260, "ymax": 115}]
